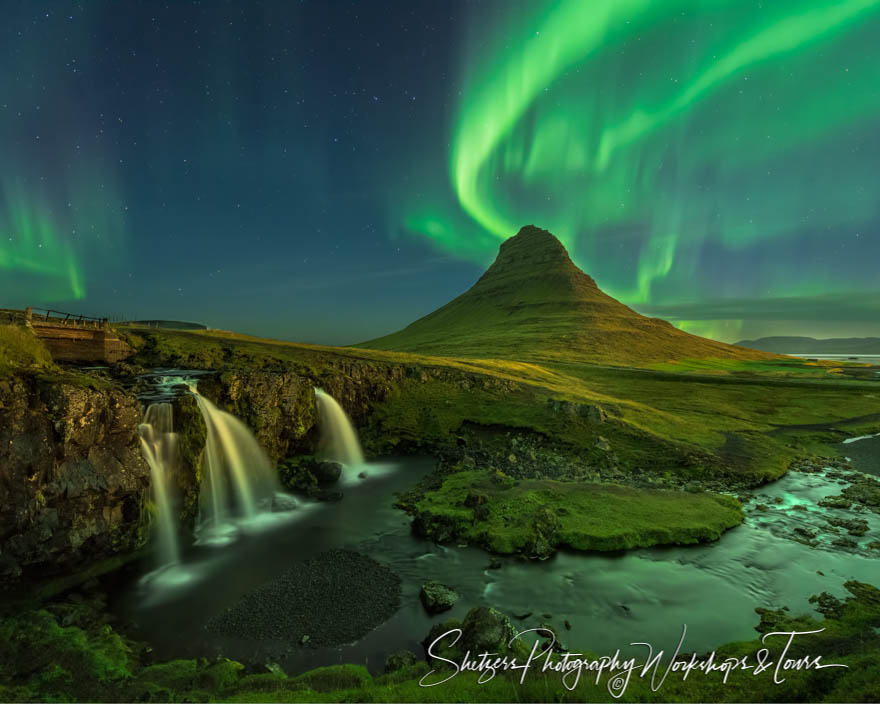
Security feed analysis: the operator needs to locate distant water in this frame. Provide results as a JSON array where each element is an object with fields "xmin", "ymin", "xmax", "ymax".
[{"xmin": 787, "ymin": 353, "xmax": 880, "ymax": 365}]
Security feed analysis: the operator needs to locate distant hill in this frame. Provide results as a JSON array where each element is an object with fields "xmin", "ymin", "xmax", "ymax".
[
  {"xmin": 736, "ymin": 336, "xmax": 880, "ymax": 355},
  {"xmin": 358, "ymin": 225, "xmax": 777, "ymax": 366},
  {"xmin": 129, "ymin": 320, "xmax": 207, "ymax": 331}
]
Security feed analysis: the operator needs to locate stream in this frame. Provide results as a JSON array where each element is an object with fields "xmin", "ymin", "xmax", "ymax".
[{"xmin": 114, "ymin": 437, "xmax": 879, "ymax": 676}]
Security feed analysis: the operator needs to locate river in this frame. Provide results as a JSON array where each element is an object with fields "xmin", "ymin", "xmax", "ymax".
[{"xmin": 114, "ymin": 436, "xmax": 879, "ymax": 676}]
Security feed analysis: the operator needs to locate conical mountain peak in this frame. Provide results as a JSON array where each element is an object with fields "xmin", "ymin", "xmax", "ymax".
[
  {"xmin": 359, "ymin": 226, "xmax": 775, "ymax": 366},
  {"xmin": 489, "ymin": 225, "xmax": 574, "ymax": 272}
]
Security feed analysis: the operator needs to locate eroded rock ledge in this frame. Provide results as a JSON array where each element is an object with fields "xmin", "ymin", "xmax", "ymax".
[{"xmin": 0, "ymin": 373, "xmax": 149, "ymax": 581}]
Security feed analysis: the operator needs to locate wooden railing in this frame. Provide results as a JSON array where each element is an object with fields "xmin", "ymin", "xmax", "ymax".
[{"xmin": 26, "ymin": 307, "xmax": 109, "ymax": 329}]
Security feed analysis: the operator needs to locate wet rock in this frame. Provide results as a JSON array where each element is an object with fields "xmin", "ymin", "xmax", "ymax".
[
  {"xmin": 264, "ymin": 662, "xmax": 286, "ymax": 677},
  {"xmin": 459, "ymin": 607, "xmax": 518, "ymax": 654},
  {"xmin": 384, "ymin": 649, "xmax": 419, "ymax": 673},
  {"xmin": 313, "ymin": 461, "xmax": 342, "ymax": 484},
  {"xmin": 831, "ymin": 537, "xmax": 859, "ymax": 549},
  {"xmin": 819, "ymin": 495, "xmax": 852, "ymax": 510},
  {"xmin": 358, "ymin": 471, "xmax": 368, "ymax": 479},
  {"xmin": 420, "ymin": 581, "xmax": 460, "ymax": 614},
  {"xmin": 841, "ymin": 475, "xmax": 880, "ymax": 511},
  {"xmin": 271, "ymin": 494, "xmax": 298, "ymax": 512},
  {"xmin": 197, "ymin": 371, "xmax": 316, "ymax": 463},
  {"xmin": 825, "ymin": 516, "xmax": 869, "ymax": 536},
  {"xmin": 513, "ymin": 611, "xmax": 532, "ymax": 620},
  {"xmin": 487, "ymin": 557, "xmax": 502, "ymax": 570}
]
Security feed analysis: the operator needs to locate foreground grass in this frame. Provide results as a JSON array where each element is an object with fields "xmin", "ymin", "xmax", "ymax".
[
  {"xmin": 411, "ymin": 470, "xmax": 743, "ymax": 555},
  {"xmin": 1, "ymin": 581, "xmax": 877, "ymax": 702}
]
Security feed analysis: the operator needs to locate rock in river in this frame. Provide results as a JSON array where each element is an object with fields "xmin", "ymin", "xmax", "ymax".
[{"xmin": 419, "ymin": 581, "xmax": 460, "ymax": 614}]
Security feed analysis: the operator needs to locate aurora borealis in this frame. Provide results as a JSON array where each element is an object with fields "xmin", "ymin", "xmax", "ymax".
[
  {"xmin": 1, "ymin": 1, "xmax": 879, "ymax": 343},
  {"xmin": 409, "ymin": 0, "xmax": 880, "ymax": 341}
]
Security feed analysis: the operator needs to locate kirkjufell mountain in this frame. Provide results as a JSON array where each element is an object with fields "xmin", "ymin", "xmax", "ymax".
[{"xmin": 360, "ymin": 225, "xmax": 776, "ymax": 365}]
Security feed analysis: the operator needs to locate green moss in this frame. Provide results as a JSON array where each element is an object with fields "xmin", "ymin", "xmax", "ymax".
[
  {"xmin": 173, "ymin": 395, "xmax": 208, "ymax": 523},
  {"xmin": 413, "ymin": 470, "xmax": 744, "ymax": 556},
  {"xmin": 0, "ymin": 609, "xmax": 134, "ymax": 701},
  {"xmin": 292, "ymin": 664, "xmax": 372, "ymax": 692}
]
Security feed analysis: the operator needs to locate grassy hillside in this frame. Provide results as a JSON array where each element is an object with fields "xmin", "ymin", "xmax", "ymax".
[
  {"xmin": 358, "ymin": 226, "xmax": 778, "ymax": 366},
  {"xmin": 0, "ymin": 322, "xmax": 54, "ymax": 377},
  {"xmin": 124, "ymin": 327, "xmax": 880, "ymax": 484}
]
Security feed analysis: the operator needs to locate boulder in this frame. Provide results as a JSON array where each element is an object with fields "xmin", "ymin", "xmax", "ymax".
[
  {"xmin": 384, "ymin": 649, "xmax": 419, "ymax": 673},
  {"xmin": 314, "ymin": 461, "xmax": 343, "ymax": 484},
  {"xmin": 419, "ymin": 581, "xmax": 460, "ymax": 614},
  {"xmin": 460, "ymin": 607, "xmax": 518, "ymax": 653}
]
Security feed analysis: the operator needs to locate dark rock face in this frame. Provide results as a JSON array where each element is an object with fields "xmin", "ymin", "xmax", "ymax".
[
  {"xmin": 169, "ymin": 394, "xmax": 206, "ymax": 526},
  {"xmin": 0, "ymin": 374, "xmax": 150, "ymax": 580},
  {"xmin": 197, "ymin": 371, "xmax": 315, "ymax": 463},
  {"xmin": 314, "ymin": 461, "xmax": 342, "ymax": 484},
  {"xmin": 419, "ymin": 581, "xmax": 459, "ymax": 614}
]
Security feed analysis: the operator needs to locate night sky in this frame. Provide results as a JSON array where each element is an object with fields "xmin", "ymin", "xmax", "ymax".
[{"xmin": 2, "ymin": 1, "xmax": 879, "ymax": 345}]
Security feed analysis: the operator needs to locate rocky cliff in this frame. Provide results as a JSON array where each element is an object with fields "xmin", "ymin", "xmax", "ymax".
[{"xmin": 0, "ymin": 373, "xmax": 150, "ymax": 581}]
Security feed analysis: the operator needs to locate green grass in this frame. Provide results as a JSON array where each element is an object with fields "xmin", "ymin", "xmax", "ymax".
[
  {"xmin": 123, "ymin": 326, "xmax": 880, "ymax": 485},
  {"xmin": 412, "ymin": 470, "xmax": 744, "ymax": 554},
  {"xmin": 0, "ymin": 323, "xmax": 54, "ymax": 376}
]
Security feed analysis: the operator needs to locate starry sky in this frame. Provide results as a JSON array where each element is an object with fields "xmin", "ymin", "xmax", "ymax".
[{"xmin": 2, "ymin": 0, "xmax": 879, "ymax": 345}]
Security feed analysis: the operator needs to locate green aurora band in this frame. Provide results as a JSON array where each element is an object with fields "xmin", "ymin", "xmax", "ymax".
[
  {"xmin": 0, "ymin": 175, "xmax": 127, "ymax": 304},
  {"xmin": 407, "ymin": 0, "xmax": 880, "ymax": 337},
  {"xmin": 0, "ymin": 188, "xmax": 85, "ymax": 301}
]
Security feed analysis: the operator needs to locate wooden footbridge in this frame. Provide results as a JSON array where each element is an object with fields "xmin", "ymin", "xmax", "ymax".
[{"xmin": 24, "ymin": 307, "xmax": 132, "ymax": 364}]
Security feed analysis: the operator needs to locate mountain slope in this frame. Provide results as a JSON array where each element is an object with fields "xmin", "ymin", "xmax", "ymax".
[
  {"xmin": 359, "ymin": 225, "xmax": 776, "ymax": 366},
  {"xmin": 737, "ymin": 336, "xmax": 880, "ymax": 355}
]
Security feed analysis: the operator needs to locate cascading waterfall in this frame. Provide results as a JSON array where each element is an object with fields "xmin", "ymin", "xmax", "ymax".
[
  {"xmin": 190, "ymin": 386, "xmax": 282, "ymax": 537},
  {"xmin": 315, "ymin": 388, "xmax": 364, "ymax": 466},
  {"xmin": 138, "ymin": 403, "xmax": 181, "ymax": 567}
]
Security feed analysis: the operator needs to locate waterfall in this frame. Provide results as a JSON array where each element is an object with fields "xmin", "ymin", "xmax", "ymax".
[
  {"xmin": 191, "ymin": 388, "xmax": 281, "ymax": 534},
  {"xmin": 315, "ymin": 388, "xmax": 364, "ymax": 466},
  {"xmin": 138, "ymin": 403, "xmax": 181, "ymax": 567}
]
